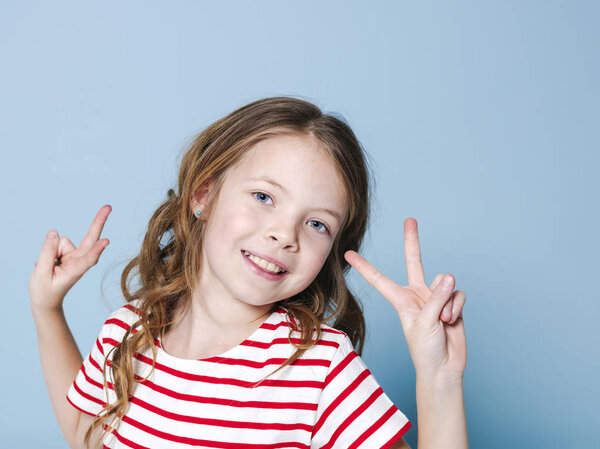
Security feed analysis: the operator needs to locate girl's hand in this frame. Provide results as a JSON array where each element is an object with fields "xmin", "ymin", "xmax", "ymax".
[
  {"xmin": 344, "ymin": 217, "xmax": 467, "ymax": 379},
  {"xmin": 29, "ymin": 205, "xmax": 112, "ymax": 313}
]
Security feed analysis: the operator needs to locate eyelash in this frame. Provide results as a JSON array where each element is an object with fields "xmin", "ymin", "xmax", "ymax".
[{"xmin": 252, "ymin": 192, "xmax": 330, "ymax": 234}]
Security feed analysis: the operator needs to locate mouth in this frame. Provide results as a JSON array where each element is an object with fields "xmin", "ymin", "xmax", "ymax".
[{"xmin": 241, "ymin": 250, "xmax": 289, "ymax": 279}]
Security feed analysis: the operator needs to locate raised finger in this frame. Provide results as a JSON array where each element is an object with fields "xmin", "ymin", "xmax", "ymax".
[
  {"xmin": 344, "ymin": 250, "xmax": 399, "ymax": 304},
  {"xmin": 82, "ymin": 238, "xmax": 110, "ymax": 269},
  {"xmin": 79, "ymin": 205, "xmax": 112, "ymax": 252},
  {"xmin": 404, "ymin": 218, "xmax": 426, "ymax": 287},
  {"xmin": 36, "ymin": 230, "xmax": 60, "ymax": 278}
]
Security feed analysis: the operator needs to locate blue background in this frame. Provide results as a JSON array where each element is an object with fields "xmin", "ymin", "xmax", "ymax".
[{"xmin": 2, "ymin": 1, "xmax": 598, "ymax": 447}]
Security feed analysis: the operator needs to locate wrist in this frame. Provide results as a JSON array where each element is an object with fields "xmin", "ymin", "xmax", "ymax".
[
  {"xmin": 416, "ymin": 370, "xmax": 464, "ymax": 388},
  {"xmin": 31, "ymin": 302, "xmax": 65, "ymax": 323}
]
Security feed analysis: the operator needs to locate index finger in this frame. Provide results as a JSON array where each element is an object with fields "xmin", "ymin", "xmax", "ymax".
[
  {"xmin": 79, "ymin": 205, "xmax": 112, "ymax": 252},
  {"xmin": 404, "ymin": 217, "xmax": 426, "ymax": 287},
  {"xmin": 344, "ymin": 250, "xmax": 398, "ymax": 302}
]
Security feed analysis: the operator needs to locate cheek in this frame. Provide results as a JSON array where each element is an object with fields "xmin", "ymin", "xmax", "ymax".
[
  {"xmin": 210, "ymin": 202, "xmax": 257, "ymax": 238},
  {"xmin": 300, "ymin": 246, "xmax": 331, "ymax": 281},
  {"xmin": 224, "ymin": 207, "xmax": 258, "ymax": 236}
]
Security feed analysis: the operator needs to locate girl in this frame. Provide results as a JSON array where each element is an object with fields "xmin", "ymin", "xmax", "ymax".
[{"xmin": 29, "ymin": 96, "xmax": 468, "ymax": 449}]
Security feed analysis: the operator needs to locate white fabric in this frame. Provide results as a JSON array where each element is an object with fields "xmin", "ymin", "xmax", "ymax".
[{"xmin": 67, "ymin": 300, "xmax": 411, "ymax": 448}]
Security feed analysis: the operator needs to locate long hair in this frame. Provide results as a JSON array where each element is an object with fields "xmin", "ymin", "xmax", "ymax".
[{"xmin": 84, "ymin": 96, "xmax": 373, "ymax": 448}]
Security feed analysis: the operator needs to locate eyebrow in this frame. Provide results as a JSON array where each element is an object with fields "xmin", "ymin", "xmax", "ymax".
[{"xmin": 247, "ymin": 176, "xmax": 342, "ymax": 221}]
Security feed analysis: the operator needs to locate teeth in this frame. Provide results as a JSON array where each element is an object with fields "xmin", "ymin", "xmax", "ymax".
[{"xmin": 244, "ymin": 251, "xmax": 285, "ymax": 273}]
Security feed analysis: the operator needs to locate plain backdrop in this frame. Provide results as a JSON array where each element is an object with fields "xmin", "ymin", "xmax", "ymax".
[{"xmin": 2, "ymin": 1, "xmax": 598, "ymax": 448}]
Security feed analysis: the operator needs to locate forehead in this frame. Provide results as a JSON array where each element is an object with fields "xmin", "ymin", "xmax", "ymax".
[{"xmin": 229, "ymin": 133, "xmax": 348, "ymax": 214}]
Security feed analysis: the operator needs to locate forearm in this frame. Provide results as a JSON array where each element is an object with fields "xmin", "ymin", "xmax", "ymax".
[
  {"xmin": 31, "ymin": 306, "xmax": 83, "ymax": 445},
  {"xmin": 415, "ymin": 373, "xmax": 468, "ymax": 449}
]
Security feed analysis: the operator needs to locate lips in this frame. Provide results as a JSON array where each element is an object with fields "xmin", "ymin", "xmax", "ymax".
[
  {"xmin": 241, "ymin": 249, "xmax": 290, "ymax": 273},
  {"xmin": 242, "ymin": 250, "xmax": 289, "ymax": 280}
]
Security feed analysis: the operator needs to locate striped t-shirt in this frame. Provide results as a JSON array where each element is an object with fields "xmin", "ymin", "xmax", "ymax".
[{"xmin": 67, "ymin": 300, "xmax": 411, "ymax": 448}]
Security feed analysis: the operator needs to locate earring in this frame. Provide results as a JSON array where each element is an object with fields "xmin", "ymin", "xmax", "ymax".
[{"xmin": 196, "ymin": 209, "xmax": 202, "ymax": 216}]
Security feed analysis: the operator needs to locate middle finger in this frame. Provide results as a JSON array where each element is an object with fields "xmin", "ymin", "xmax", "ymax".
[
  {"xmin": 79, "ymin": 205, "xmax": 112, "ymax": 252},
  {"xmin": 404, "ymin": 218, "xmax": 426, "ymax": 287}
]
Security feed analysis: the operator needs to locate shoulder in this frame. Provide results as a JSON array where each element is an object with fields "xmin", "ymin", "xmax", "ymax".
[
  {"xmin": 99, "ymin": 299, "xmax": 145, "ymax": 340},
  {"xmin": 107, "ymin": 298, "xmax": 144, "ymax": 325},
  {"xmin": 319, "ymin": 321, "xmax": 354, "ymax": 352}
]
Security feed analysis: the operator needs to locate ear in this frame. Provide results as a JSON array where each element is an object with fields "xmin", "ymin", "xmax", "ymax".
[{"xmin": 189, "ymin": 177, "xmax": 215, "ymax": 216}]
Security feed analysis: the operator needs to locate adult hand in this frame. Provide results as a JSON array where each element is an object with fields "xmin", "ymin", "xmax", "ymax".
[
  {"xmin": 29, "ymin": 205, "xmax": 112, "ymax": 313},
  {"xmin": 344, "ymin": 218, "xmax": 467, "ymax": 378}
]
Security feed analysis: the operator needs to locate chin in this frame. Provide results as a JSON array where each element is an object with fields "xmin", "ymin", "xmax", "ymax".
[{"xmin": 237, "ymin": 295, "xmax": 279, "ymax": 308}]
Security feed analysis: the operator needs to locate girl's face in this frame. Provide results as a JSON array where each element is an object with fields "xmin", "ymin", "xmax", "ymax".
[{"xmin": 194, "ymin": 133, "xmax": 348, "ymax": 312}]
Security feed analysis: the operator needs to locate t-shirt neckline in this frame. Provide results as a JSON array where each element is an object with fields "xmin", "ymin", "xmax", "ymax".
[{"xmin": 154, "ymin": 306, "xmax": 286, "ymax": 363}]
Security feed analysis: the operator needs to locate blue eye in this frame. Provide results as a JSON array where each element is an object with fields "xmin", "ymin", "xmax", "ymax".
[
  {"xmin": 309, "ymin": 220, "xmax": 329, "ymax": 234},
  {"xmin": 253, "ymin": 192, "xmax": 273, "ymax": 204}
]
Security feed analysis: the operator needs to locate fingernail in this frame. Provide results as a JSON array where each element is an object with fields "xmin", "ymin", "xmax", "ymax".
[
  {"xmin": 47, "ymin": 230, "xmax": 57, "ymax": 239},
  {"xmin": 444, "ymin": 275, "xmax": 453, "ymax": 286}
]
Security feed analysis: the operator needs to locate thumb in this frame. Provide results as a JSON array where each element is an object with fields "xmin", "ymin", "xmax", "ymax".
[
  {"xmin": 421, "ymin": 274, "xmax": 455, "ymax": 324},
  {"xmin": 35, "ymin": 230, "xmax": 60, "ymax": 279}
]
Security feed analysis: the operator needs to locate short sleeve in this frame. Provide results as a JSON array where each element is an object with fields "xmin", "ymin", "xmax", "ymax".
[
  {"xmin": 311, "ymin": 335, "xmax": 412, "ymax": 449},
  {"xmin": 66, "ymin": 304, "xmax": 137, "ymax": 417}
]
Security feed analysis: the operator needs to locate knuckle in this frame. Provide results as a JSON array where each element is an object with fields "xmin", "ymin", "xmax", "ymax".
[
  {"xmin": 370, "ymin": 270, "xmax": 381, "ymax": 287},
  {"xmin": 89, "ymin": 254, "xmax": 101, "ymax": 266}
]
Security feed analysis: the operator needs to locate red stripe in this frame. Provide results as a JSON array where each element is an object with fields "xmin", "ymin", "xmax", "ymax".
[
  {"xmin": 66, "ymin": 394, "xmax": 101, "ymax": 417},
  {"xmin": 312, "ymin": 367, "xmax": 370, "ymax": 436},
  {"xmin": 348, "ymin": 404, "xmax": 412, "ymax": 449},
  {"xmin": 255, "ymin": 319, "xmax": 290, "ymax": 332},
  {"xmin": 105, "ymin": 341, "xmax": 334, "ymax": 369},
  {"xmin": 119, "ymin": 414, "xmax": 310, "ymax": 448},
  {"xmin": 191, "ymin": 355, "xmax": 330, "ymax": 369},
  {"xmin": 132, "ymin": 375, "xmax": 319, "ymax": 411},
  {"xmin": 324, "ymin": 350, "xmax": 357, "ymax": 387},
  {"xmin": 89, "ymin": 350, "xmax": 107, "ymax": 375},
  {"xmin": 131, "ymin": 352, "xmax": 325, "ymax": 388},
  {"xmin": 380, "ymin": 420, "xmax": 412, "ymax": 449},
  {"xmin": 123, "ymin": 303, "xmax": 142, "ymax": 317},
  {"xmin": 129, "ymin": 395, "xmax": 312, "ymax": 431},
  {"xmin": 105, "ymin": 317, "xmax": 132, "ymax": 331},
  {"xmin": 96, "ymin": 338, "xmax": 104, "ymax": 356},
  {"xmin": 73, "ymin": 377, "xmax": 107, "ymax": 407},
  {"xmin": 81, "ymin": 362, "xmax": 106, "ymax": 390},
  {"xmin": 104, "ymin": 423, "xmax": 150, "ymax": 449},
  {"xmin": 262, "ymin": 319, "xmax": 345, "ymax": 336},
  {"xmin": 240, "ymin": 337, "xmax": 339, "ymax": 350},
  {"xmin": 103, "ymin": 337, "xmax": 121, "ymax": 347},
  {"xmin": 322, "ymin": 387, "xmax": 384, "ymax": 449}
]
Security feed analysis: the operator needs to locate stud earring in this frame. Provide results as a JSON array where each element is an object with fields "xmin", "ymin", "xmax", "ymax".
[{"xmin": 196, "ymin": 209, "xmax": 202, "ymax": 216}]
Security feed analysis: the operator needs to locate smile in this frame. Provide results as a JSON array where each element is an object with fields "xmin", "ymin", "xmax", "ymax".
[{"xmin": 241, "ymin": 250, "xmax": 289, "ymax": 281}]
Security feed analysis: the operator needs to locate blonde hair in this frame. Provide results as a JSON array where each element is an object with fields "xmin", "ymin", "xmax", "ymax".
[{"xmin": 85, "ymin": 96, "xmax": 374, "ymax": 448}]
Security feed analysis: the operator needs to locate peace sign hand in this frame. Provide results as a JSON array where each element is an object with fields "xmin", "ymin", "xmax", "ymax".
[
  {"xmin": 29, "ymin": 205, "xmax": 112, "ymax": 313},
  {"xmin": 344, "ymin": 218, "xmax": 467, "ymax": 379}
]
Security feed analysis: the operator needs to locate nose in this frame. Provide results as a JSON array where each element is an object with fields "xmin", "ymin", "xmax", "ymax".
[{"xmin": 265, "ymin": 218, "xmax": 299, "ymax": 251}]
